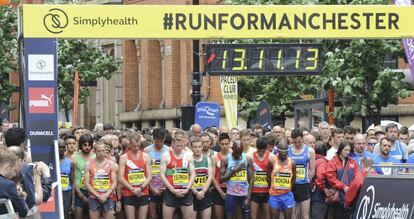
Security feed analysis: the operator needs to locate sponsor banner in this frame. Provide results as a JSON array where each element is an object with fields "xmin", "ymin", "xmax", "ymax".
[
  {"xmin": 195, "ymin": 102, "xmax": 220, "ymax": 130},
  {"xmin": 394, "ymin": 0, "xmax": 414, "ymax": 80},
  {"xmin": 24, "ymin": 38, "xmax": 63, "ymax": 219},
  {"xmin": 28, "ymin": 87, "xmax": 55, "ymax": 114},
  {"xmin": 28, "ymin": 120, "xmax": 55, "ymax": 146},
  {"xmin": 28, "ymin": 54, "xmax": 54, "ymax": 81},
  {"xmin": 353, "ymin": 176, "xmax": 414, "ymax": 219},
  {"xmin": 220, "ymin": 76, "xmax": 237, "ymax": 129},
  {"xmin": 23, "ymin": 5, "xmax": 414, "ymax": 39},
  {"xmin": 256, "ymin": 100, "xmax": 272, "ymax": 129}
]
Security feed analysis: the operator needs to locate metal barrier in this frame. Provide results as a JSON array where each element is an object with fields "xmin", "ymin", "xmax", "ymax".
[
  {"xmin": 0, "ymin": 199, "xmax": 15, "ymax": 219},
  {"xmin": 369, "ymin": 163, "xmax": 414, "ymax": 176}
]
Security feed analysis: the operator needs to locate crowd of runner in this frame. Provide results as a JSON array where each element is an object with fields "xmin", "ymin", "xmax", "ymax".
[{"xmin": 1, "ymin": 120, "xmax": 414, "ymax": 219}]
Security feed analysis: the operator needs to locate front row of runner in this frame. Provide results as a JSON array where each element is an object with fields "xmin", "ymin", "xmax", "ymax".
[{"xmin": 66, "ymin": 128, "xmax": 311, "ymax": 219}]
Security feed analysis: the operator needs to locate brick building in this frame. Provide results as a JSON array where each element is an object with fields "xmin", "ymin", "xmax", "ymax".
[{"xmin": 77, "ymin": 0, "xmax": 225, "ymax": 130}]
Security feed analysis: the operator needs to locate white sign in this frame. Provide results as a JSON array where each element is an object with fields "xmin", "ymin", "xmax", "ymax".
[{"xmin": 28, "ymin": 54, "xmax": 54, "ymax": 81}]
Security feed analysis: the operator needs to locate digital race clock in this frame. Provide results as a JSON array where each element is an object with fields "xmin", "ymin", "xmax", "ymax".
[{"xmin": 205, "ymin": 43, "xmax": 322, "ymax": 76}]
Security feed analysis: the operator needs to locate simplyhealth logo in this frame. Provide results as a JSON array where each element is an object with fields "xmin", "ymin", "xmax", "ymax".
[{"xmin": 43, "ymin": 8, "xmax": 68, "ymax": 34}]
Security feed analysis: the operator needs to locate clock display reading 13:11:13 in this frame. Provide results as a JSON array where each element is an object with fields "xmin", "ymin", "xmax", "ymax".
[{"xmin": 205, "ymin": 43, "xmax": 323, "ymax": 76}]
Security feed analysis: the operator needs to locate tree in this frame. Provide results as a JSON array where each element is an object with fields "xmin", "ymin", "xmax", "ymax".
[
  {"xmin": 0, "ymin": 6, "xmax": 17, "ymax": 110},
  {"xmin": 58, "ymin": 39, "xmax": 120, "ymax": 121},
  {"xmin": 321, "ymin": 39, "xmax": 410, "ymax": 126},
  {"xmin": 230, "ymin": 0, "xmax": 410, "ymax": 127}
]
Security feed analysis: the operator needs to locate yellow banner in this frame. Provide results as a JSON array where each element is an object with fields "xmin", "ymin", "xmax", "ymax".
[
  {"xmin": 220, "ymin": 76, "xmax": 237, "ymax": 129},
  {"xmin": 23, "ymin": 4, "xmax": 414, "ymax": 39}
]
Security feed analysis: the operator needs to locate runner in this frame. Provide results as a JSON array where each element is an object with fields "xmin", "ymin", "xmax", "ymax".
[
  {"xmin": 201, "ymin": 132, "xmax": 216, "ymax": 158},
  {"xmin": 119, "ymin": 133, "xmax": 152, "ymax": 219},
  {"xmin": 250, "ymin": 137, "xmax": 274, "ymax": 219},
  {"xmin": 288, "ymin": 128, "xmax": 316, "ymax": 219},
  {"xmin": 211, "ymin": 132, "xmax": 232, "ymax": 219},
  {"xmin": 72, "ymin": 134, "xmax": 96, "ymax": 219},
  {"xmin": 190, "ymin": 136, "xmax": 213, "ymax": 219},
  {"xmin": 65, "ymin": 135, "xmax": 77, "ymax": 159},
  {"xmin": 84, "ymin": 142, "xmax": 118, "ymax": 219},
  {"xmin": 143, "ymin": 127, "xmax": 169, "ymax": 219},
  {"xmin": 268, "ymin": 139, "xmax": 296, "ymax": 219},
  {"xmin": 372, "ymin": 137, "xmax": 402, "ymax": 175},
  {"xmin": 160, "ymin": 131, "xmax": 196, "ymax": 219},
  {"xmin": 220, "ymin": 141, "xmax": 253, "ymax": 219},
  {"xmin": 240, "ymin": 129, "xmax": 256, "ymax": 157},
  {"xmin": 59, "ymin": 139, "xmax": 75, "ymax": 219}
]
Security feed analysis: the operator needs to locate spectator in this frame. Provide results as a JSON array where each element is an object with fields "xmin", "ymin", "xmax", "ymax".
[
  {"xmin": 344, "ymin": 126, "xmax": 356, "ymax": 144},
  {"xmin": 103, "ymin": 123, "xmax": 114, "ymax": 134},
  {"xmin": 326, "ymin": 140, "xmax": 360, "ymax": 219},
  {"xmin": 4, "ymin": 127, "xmax": 25, "ymax": 149},
  {"xmin": 190, "ymin": 124, "xmax": 202, "ymax": 137},
  {"xmin": 398, "ymin": 126, "xmax": 409, "ymax": 145},
  {"xmin": 0, "ymin": 150, "xmax": 28, "ymax": 218}
]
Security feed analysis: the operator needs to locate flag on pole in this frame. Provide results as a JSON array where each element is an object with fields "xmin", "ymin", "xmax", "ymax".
[{"xmin": 72, "ymin": 68, "xmax": 79, "ymax": 128}]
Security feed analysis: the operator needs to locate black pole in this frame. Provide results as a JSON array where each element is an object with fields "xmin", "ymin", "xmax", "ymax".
[{"xmin": 191, "ymin": 0, "xmax": 201, "ymax": 106}]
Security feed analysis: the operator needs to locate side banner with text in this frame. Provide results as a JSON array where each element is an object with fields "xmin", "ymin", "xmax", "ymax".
[
  {"xmin": 24, "ymin": 38, "xmax": 63, "ymax": 219},
  {"xmin": 220, "ymin": 76, "xmax": 237, "ymax": 129},
  {"xmin": 353, "ymin": 176, "xmax": 414, "ymax": 219},
  {"xmin": 394, "ymin": 0, "xmax": 414, "ymax": 80}
]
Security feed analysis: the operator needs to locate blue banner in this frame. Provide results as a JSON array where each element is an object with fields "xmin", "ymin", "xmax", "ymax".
[
  {"xmin": 24, "ymin": 38, "xmax": 63, "ymax": 219},
  {"xmin": 256, "ymin": 100, "xmax": 272, "ymax": 129},
  {"xmin": 195, "ymin": 102, "xmax": 220, "ymax": 130}
]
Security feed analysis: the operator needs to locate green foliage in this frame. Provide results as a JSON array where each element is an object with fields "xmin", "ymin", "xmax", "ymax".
[
  {"xmin": 0, "ymin": 6, "xmax": 17, "ymax": 107},
  {"xmin": 322, "ymin": 39, "xmax": 409, "ymax": 125},
  {"xmin": 230, "ymin": 0, "xmax": 409, "ymax": 126},
  {"xmin": 58, "ymin": 39, "xmax": 120, "ymax": 121}
]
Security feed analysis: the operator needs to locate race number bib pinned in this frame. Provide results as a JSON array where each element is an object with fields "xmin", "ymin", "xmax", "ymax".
[
  {"xmin": 194, "ymin": 173, "xmax": 207, "ymax": 190},
  {"xmin": 61, "ymin": 174, "xmax": 69, "ymax": 190},
  {"xmin": 254, "ymin": 171, "xmax": 268, "ymax": 188},
  {"xmin": 296, "ymin": 164, "xmax": 306, "ymax": 180},
  {"xmin": 230, "ymin": 170, "xmax": 247, "ymax": 182},
  {"xmin": 173, "ymin": 168, "xmax": 189, "ymax": 187},
  {"xmin": 128, "ymin": 169, "xmax": 145, "ymax": 186},
  {"xmin": 93, "ymin": 175, "xmax": 110, "ymax": 192},
  {"xmin": 152, "ymin": 160, "xmax": 161, "ymax": 175},
  {"xmin": 273, "ymin": 172, "xmax": 291, "ymax": 190}
]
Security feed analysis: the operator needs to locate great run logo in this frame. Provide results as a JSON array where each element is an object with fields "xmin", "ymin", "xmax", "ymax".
[
  {"xmin": 197, "ymin": 106, "xmax": 219, "ymax": 116},
  {"xmin": 355, "ymin": 185, "xmax": 414, "ymax": 219}
]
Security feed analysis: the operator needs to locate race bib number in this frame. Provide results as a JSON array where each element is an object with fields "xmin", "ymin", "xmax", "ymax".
[
  {"xmin": 296, "ymin": 164, "xmax": 306, "ymax": 180},
  {"xmin": 254, "ymin": 171, "xmax": 268, "ymax": 188},
  {"xmin": 152, "ymin": 160, "xmax": 161, "ymax": 175},
  {"xmin": 194, "ymin": 174, "xmax": 207, "ymax": 190},
  {"xmin": 173, "ymin": 168, "xmax": 189, "ymax": 187},
  {"xmin": 128, "ymin": 169, "xmax": 145, "ymax": 186},
  {"xmin": 230, "ymin": 170, "xmax": 247, "ymax": 182},
  {"xmin": 93, "ymin": 175, "xmax": 110, "ymax": 192},
  {"xmin": 273, "ymin": 172, "xmax": 291, "ymax": 190},
  {"xmin": 61, "ymin": 174, "xmax": 69, "ymax": 190}
]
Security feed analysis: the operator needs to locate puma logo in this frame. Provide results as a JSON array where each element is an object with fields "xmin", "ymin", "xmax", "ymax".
[{"xmin": 41, "ymin": 94, "xmax": 53, "ymax": 104}]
